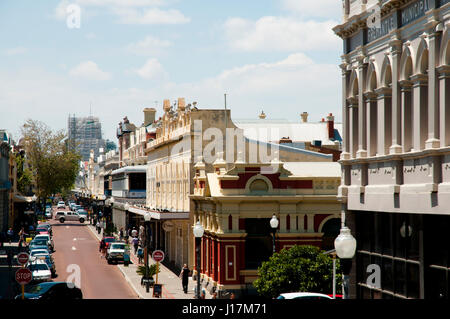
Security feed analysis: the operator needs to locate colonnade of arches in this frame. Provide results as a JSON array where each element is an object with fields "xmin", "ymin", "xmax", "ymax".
[{"xmin": 342, "ymin": 27, "xmax": 450, "ymax": 159}]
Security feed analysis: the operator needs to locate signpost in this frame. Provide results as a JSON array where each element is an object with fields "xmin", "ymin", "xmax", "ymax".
[
  {"xmin": 15, "ymin": 268, "xmax": 32, "ymax": 299},
  {"xmin": 152, "ymin": 250, "xmax": 164, "ymax": 298},
  {"xmin": 17, "ymin": 252, "xmax": 29, "ymax": 265}
]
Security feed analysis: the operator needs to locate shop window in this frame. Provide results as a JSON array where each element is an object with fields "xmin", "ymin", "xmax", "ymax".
[{"xmin": 244, "ymin": 218, "xmax": 272, "ymax": 269}]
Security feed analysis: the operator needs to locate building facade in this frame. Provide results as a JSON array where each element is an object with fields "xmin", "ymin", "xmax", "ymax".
[
  {"xmin": 0, "ymin": 131, "xmax": 11, "ymax": 233},
  {"xmin": 68, "ymin": 115, "xmax": 106, "ymax": 162},
  {"xmin": 334, "ymin": 0, "xmax": 450, "ymax": 299}
]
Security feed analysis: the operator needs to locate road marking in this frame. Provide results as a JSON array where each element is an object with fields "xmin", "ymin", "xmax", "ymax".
[
  {"xmin": 66, "ymin": 226, "xmax": 69, "ymax": 229},
  {"xmin": 72, "ymin": 246, "xmax": 77, "ymax": 251},
  {"xmin": 73, "ymin": 238, "xmax": 77, "ymax": 241}
]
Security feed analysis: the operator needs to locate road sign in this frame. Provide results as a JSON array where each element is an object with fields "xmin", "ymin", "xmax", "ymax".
[
  {"xmin": 15, "ymin": 268, "xmax": 32, "ymax": 285},
  {"xmin": 17, "ymin": 252, "xmax": 29, "ymax": 265},
  {"xmin": 152, "ymin": 250, "xmax": 164, "ymax": 262}
]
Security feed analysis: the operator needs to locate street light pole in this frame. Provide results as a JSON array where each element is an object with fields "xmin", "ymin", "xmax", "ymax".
[
  {"xmin": 334, "ymin": 226, "xmax": 356, "ymax": 299},
  {"xmin": 193, "ymin": 221, "xmax": 204, "ymax": 299},
  {"xmin": 270, "ymin": 214, "xmax": 279, "ymax": 254},
  {"xmin": 144, "ymin": 213, "xmax": 151, "ymax": 293}
]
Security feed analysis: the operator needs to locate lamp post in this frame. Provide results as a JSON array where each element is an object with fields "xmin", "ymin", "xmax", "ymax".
[
  {"xmin": 144, "ymin": 212, "xmax": 151, "ymax": 293},
  {"xmin": 334, "ymin": 226, "xmax": 357, "ymax": 299},
  {"xmin": 269, "ymin": 214, "xmax": 279, "ymax": 254},
  {"xmin": 193, "ymin": 220, "xmax": 204, "ymax": 299}
]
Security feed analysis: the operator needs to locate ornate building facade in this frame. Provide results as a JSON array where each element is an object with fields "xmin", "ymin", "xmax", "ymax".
[{"xmin": 335, "ymin": 0, "xmax": 450, "ymax": 299}]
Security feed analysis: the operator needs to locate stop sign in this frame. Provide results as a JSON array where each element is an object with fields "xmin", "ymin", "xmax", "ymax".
[
  {"xmin": 15, "ymin": 268, "xmax": 32, "ymax": 285},
  {"xmin": 17, "ymin": 252, "xmax": 29, "ymax": 265},
  {"xmin": 152, "ymin": 250, "xmax": 164, "ymax": 262}
]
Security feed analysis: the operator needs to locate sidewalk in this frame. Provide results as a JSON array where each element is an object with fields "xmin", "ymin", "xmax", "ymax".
[{"xmin": 87, "ymin": 224, "xmax": 212, "ymax": 299}]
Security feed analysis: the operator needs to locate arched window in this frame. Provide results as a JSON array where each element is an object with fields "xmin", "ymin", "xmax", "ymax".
[{"xmin": 249, "ymin": 179, "xmax": 269, "ymax": 192}]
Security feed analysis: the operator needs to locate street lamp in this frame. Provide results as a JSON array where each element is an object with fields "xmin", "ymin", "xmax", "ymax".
[
  {"xmin": 193, "ymin": 220, "xmax": 204, "ymax": 299},
  {"xmin": 270, "ymin": 214, "xmax": 279, "ymax": 254},
  {"xmin": 334, "ymin": 226, "xmax": 357, "ymax": 299},
  {"xmin": 144, "ymin": 212, "xmax": 151, "ymax": 293}
]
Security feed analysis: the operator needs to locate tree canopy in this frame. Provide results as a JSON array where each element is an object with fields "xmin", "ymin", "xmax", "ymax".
[
  {"xmin": 253, "ymin": 245, "xmax": 342, "ymax": 299},
  {"xmin": 21, "ymin": 119, "xmax": 81, "ymax": 201}
]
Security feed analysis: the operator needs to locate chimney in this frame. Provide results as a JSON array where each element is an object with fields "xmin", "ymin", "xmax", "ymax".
[
  {"xmin": 143, "ymin": 108, "xmax": 156, "ymax": 126},
  {"xmin": 259, "ymin": 110, "xmax": 266, "ymax": 119},
  {"xmin": 326, "ymin": 113, "xmax": 335, "ymax": 139},
  {"xmin": 177, "ymin": 98, "xmax": 186, "ymax": 111},
  {"xmin": 163, "ymin": 99, "xmax": 171, "ymax": 112},
  {"xmin": 301, "ymin": 112, "xmax": 308, "ymax": 123}
]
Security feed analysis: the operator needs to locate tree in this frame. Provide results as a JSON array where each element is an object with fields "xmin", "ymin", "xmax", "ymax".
[
  {"xmin": 105, "ymin": 139, "xmax": 117, "ymax": 152},
  {"xmin": 253, "ymin": 245, "xmax": 342, "ymax": 299},
  {"xmin": 20, "ymin": 119, "xmax": 81, "ymax": 204},
  {"xmin": 14, "ymin": 151, "xmax": 32, "ymax": 195}
]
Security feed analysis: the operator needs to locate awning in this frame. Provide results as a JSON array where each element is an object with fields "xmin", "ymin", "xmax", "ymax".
[
  {"xmin": 14, "ymin": 194, "xmax": 34, "ymax": 203},
  {"xmin": 128, "ymin": 206, "xmax": 189, "ymax": 220}
]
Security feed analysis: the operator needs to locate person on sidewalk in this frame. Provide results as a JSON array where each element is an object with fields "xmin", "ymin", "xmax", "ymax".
[
  {"xmin": 119, "ymin": 227, "xmax": 124, "ymax": 241},
  {"xmin": 131, "ymin": 236, "xmax": 139, "ymax": 255},
  {"xmin": 179, "ymin": 264, "xmax": 190, "ymax": 294},
  {"xmin": 18, "ymin": 227, "xmax": 26, "ymax": 248},
  {"xmin": 131, "ymin": 227, "xmax": 138, "ymax": 238},
  {"xmin": 7, "ymin": 228, "xmax": 13, "ymax": 244},
  {"xmin": 137, "ymin": 246, "xmax": 144, "ymax": 264}
]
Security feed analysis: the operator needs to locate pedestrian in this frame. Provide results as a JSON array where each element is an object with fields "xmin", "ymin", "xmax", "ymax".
[
  {"xmin": 96, "ymin": 221, "xmax": 100, "ymax": 234},
  {"xmin": 119, "ymin": 227, "xmax": 124, "ymax": 241},
  {"xmin": 124, "ymin": 228, "xmax": 130, "ymax": 244},
  {"xmin": 179, "ymin": 264, "xmax": 190, "ymax": 294},
  {"xmin": 18, "ymin": 227, "xmax": 25, "ymax": 248},
  {"xmin": 99, "ymin": 237, "xmax": 106, "ymax": 254},
  {"xmin": 230, "ymin": 293, "xmax": 235, "ymax": 300},
  {"xmin": 131, "ymin": 227, "xmax": 138, "ymax": 238},
  {"xmin": 137, "ymin": 246, "xmax": 144, "ymax": 264},
  {"xmin": 132, "ymin": 236, "xmax": 139, "ymax": 254},
  {"xmin": 7, "ymin": 228, "xmax": 13, "ymax": 244},
  {"xmin": 212, "ymin": 292, "xmax": 218, "ymax": 299},
  {"xmin": 200, "ymin": 289, "xmax": 206, "ymax": 299}
]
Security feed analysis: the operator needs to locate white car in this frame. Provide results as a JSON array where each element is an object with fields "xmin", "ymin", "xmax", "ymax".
[
  {"xmin": 276, "ymin": 292, "xmax": 333, "ymax": 300},
  {"xmin": 106, "ymin": 242, "xmax": 128, "ymax": 264},
  {"xmin": 27, "ymin": 259, "xmax": 52, "ymax": 283},
  {"xmin": 57, "ymin": 201, "xmax": 65, "ymax": 209},
  {"xmin": 34, "ymin": 234, "xmax": 54, "ymax": 252},
  {"xmin": 58, "ymin": 211, "xmax": 85, "ymax": 223}
]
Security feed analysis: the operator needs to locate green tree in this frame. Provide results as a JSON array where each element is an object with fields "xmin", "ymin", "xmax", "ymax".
[
  {"xmin": 253, "ymin": 245, "xmax": 342, "ymax": 298},
  {"xmin": 14, "ymin": 151, "xmax": 32, "ymax": 195},
  {"xmin": 21, "ymin": 119, "xmax": 81, "ymax": 205},
  {"xmin": 105, "ymin": 139, "xmax": 117, "ymax": 152}
]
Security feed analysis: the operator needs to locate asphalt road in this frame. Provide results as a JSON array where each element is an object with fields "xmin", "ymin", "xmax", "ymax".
[{"xmin": 49, "ymin": 206, "xmax": 138, "ymax": 299}]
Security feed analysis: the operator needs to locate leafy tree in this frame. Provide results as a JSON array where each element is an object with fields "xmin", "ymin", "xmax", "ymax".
[
  {"xmin": 105, "ymin": 139, "xmax": 117, "ymax": 152},
  {"xmin": 253, "ymin": 245, "xmax": 342, "ymax": 298},
  {"xmin": 14, "ymin": 151, "xmax": 32, "ymax": 195},
  {"xmin": 136, "ymin": 264, "xmax": 160, "ymax": 278},
  {"xmin": 20, "ymin": 119, "xmax": 81, "ymax": 205}
]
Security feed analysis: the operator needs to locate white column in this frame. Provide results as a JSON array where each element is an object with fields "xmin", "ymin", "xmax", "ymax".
[
  {"xmin": 438, "ymin": 66, "xmax": 450, "ymax": 147},
  {"xmin": 390, "ymin": 39, "xmax": 403, "ymax": 154},
  {"xmin": 411, "ymin": 74, "xmax": 428, "ymax": 151},
  {"xmin": 357, "ymin": 60, "xmax": 367, "ymax": 158},
  {"xmin": 376, "ymin": 87, "xmax": 392, "ymax": 155},
  {"xmin": 306, "ymin": 214, "xmax": 314, "ymax": 233},
  {"xmin": 426, "ymin": 31, "xmax": 440, "ymax": 149},
  {"xmin": 348, "ymin": 97, "xmax": 358, "ymax": 158},
  {"xmin": 341, "ymin": 64, "xmax": 351, "ymax": 160},
  {"xmin": 400, "ymin": 80, "xmax": 413, "ymax": 153},
  {"xmin": 365, "ymin": 92, "xmax": 378, "ymax": 157}
]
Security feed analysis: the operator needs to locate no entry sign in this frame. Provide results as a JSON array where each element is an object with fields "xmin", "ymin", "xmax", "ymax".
[
  {"xmin": 17, "ymin": 252, "xmax": 29, "ymax": 265},
  {"xmin": 152, "ymin": 250, "xmax": 164, "ymax": 262},
  {"xmin": 15, "ymin": 268, "xmax": 32, "ymax": 285}
]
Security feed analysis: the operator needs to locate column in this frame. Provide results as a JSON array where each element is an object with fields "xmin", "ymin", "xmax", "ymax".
[
  {"xmin": 375, "ymin": 87, "xmax": 392, "ymax": 155},
  {"xmin": 341, "ymin": 64, "xmax": 351, "ymax": 160},
  {"xmin": 365, "ymin": 92, "xmax": 378, "ymax": 157},
  {"xmin": 390, "ymin": 39, "xmax": 403, "ymax": 154},
  {"xmin": 306, "ymin": 214, "xmax": 314, "ymax": 233},
  {"xmin": 411, "ymin": 74, "xmax": 428, "ymax": 151},
  {"xmin": 426, "ymin": 31, "xmax": 440, "ymax": 149},
  {"xmin": 357, "ymin": 60, "xmax": 367, "ymax": 158},
  {"xmin": 348, "ymin": 97, "xmax": 358, "ymax": 158},
  {"xmin": 438, "ymin": 66, "xmax": 450, "ymax": 147},
  {"xmin": 400, "ymin": 80, "xmax": 413, "ymax": 152}
]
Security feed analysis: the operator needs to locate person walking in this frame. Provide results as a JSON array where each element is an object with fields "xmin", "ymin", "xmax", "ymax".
[
  {"xmin": 18, "ymin": 227, "xmax": 25, "ymax": 248},
  {"xmin": 96, "ymin": 220, "xmax": 100, "ymax": 234},
  {"xmin": 179, "ymin": 264, "xmax": 190, "ymax": 294},
  {"xmin": 137, "ymin": 246, "xmax": 144, "ymax": 264},
  {"xmin": 131, "ymin": 227, "xmax": 138, "ymax": 238},
  {"xmin": 132, "ymin": 236, "xmax": 139, "ymax": 255},
  {"xmin": 119, "ymin": 228, "xmax": 124, "ymax": 241},
  {"xmin": 7, "ymin": 228, "xmax": 13, "ymax": 244}
]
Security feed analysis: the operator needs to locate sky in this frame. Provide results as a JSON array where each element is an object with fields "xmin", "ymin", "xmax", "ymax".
[{"xmin": 0, "ymin": 0, "xmax": 343, "ymax": 142}]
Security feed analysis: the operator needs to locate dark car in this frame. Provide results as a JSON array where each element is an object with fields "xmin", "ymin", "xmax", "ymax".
[{"xmin": 15, "ymin": 282, "xmax": 83, "ymax": 300}]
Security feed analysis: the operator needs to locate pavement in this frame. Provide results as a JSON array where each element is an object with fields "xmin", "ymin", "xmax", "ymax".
[{"xmin": 86, "ymin": 223, "xmax": 213, "ymax": 299}]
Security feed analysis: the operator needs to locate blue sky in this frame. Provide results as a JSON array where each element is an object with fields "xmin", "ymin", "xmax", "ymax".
[{"xmin": 0, "ymin": 0, "xmax": 343, "ymax": 141}]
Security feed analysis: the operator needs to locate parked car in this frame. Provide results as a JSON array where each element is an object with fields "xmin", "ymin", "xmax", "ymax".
[
  {"xmin": 16, "ymin": 282, "xmax": 83, "ymax": 300},
  {"xmin": 30, "ymin": 249, "xmax": 53, "ymax": 258},
  {"xmin": 54, "ymin": 211, "xmax": 66, "ymax": 220},
  {"xmin": 276, "ymin": 292, "xmax": 333, "ymax": 300},
  {"xmin": 58, "ymin": 211, "xmax": 85, "ymax": 223},
  {"xmin": 106, "ymin": 242, "xmax": 127, "ymax": 264},
  {"xmin": 57, "ymin": 201, "xmax": 65, "ymax": 209},
  {"xmin": 76, "ymin": 209, "xmax": 88, "ymax": 219},
  {"xmin": 34, "ymin": 234, "xmax": 54, "ymax": 252},
  {"xmin": 37, "ymin": 223, "xmax": 52, "ymax": 236},
  {"xmin": 27, "ymin": 259, "xmax": 52, "ymax": 283},
  {"xmin": 32, "ymin": 254, "xmax": 56, "ymax": 277},
  {"xmin": 28, "ymin": 239, "xmax": 51, "ymax": 254}
]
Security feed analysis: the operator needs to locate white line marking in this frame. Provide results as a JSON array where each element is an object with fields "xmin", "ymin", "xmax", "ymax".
[
  {"xmin": 73, "ymin": 238, "xmax": 77, "ymax": 241},
  {"xmin": 72, "ymin": 246, "xmax": 77, "ymax": 251}
]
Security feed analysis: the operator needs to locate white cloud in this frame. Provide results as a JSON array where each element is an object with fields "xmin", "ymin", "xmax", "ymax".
[
  {"xmin": 3, "ymin": 47, "xmax": 28, "ymax": 56},
  {"xmin": 77, "ymin": 0, "xmax": 165, "ymax": 7},
  {"xmin": 132, "ymin": 58, "xmax": 168, "ymax": 80},
  {"xmin": 113, "ymin": 7, "xmax": 190, "ymax": 24},
  {"xmin": 224, "ymin": 16, "xmax": 340, "ymax": 52},
  {"xmin": 69, "ymin": 61, "xmax": 111, "ymax": 80},
  {"xmin": 281, "ymin": 0, "xmax": 342, "ymax": 19},
  {"xmin": 85, "ymin": 32, "xmax": 96, "ymax": 39},
  {"xmin": 127, "ymin": 36, "xmax": 172, "ymax": 55},
  {"xmin": 54, "ymin": 0, "xmax": 71, "ymax": 20}
]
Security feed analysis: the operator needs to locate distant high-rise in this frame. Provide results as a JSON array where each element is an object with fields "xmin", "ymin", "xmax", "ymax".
[{"xmin": 68, "ymin": 115, "xmax": 105, "ymax": 162}]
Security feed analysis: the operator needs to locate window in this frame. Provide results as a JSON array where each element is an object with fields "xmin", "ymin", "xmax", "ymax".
[
  {"xmin": 245, "ymin": 219, "xmax": 272, "ymax": 269},
  {"xmin": 249, "ymin": 179, "xmax": 269, "ymax": 192}
]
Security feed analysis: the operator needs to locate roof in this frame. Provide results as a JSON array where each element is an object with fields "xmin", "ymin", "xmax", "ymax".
[
  {"xmin": 283, "ymin": 162, "xmax": 341, "ymax": 177},
  {"xmin": 111, "ymin": 165, "xmax": 148, "ymax": 175},
  {"xmin": 232, "ymin": 118, "xmax": 342, "ymax": 146}
]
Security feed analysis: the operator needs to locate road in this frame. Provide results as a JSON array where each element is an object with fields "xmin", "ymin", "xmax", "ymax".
[{"xmin": 48, "ymin": 206, "xmax": 138, "ymax": 299}]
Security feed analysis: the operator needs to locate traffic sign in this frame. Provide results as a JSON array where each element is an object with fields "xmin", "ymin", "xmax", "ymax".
[
  {"xmin": 15, "ymin": 268, "xmax": 32, "ymax": 285},
  {"xmin": 17, "ymin": 252, "xmax": 29, "ymax": 265},
  {"xmin": 152, "ymin": 250, "xmax": 164, "ymax": 262}
]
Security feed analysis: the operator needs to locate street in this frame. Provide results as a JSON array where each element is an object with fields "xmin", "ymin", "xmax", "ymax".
[{"xmin": 47, "ymin": 206, "xmax": 138, "ymax": 299}]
